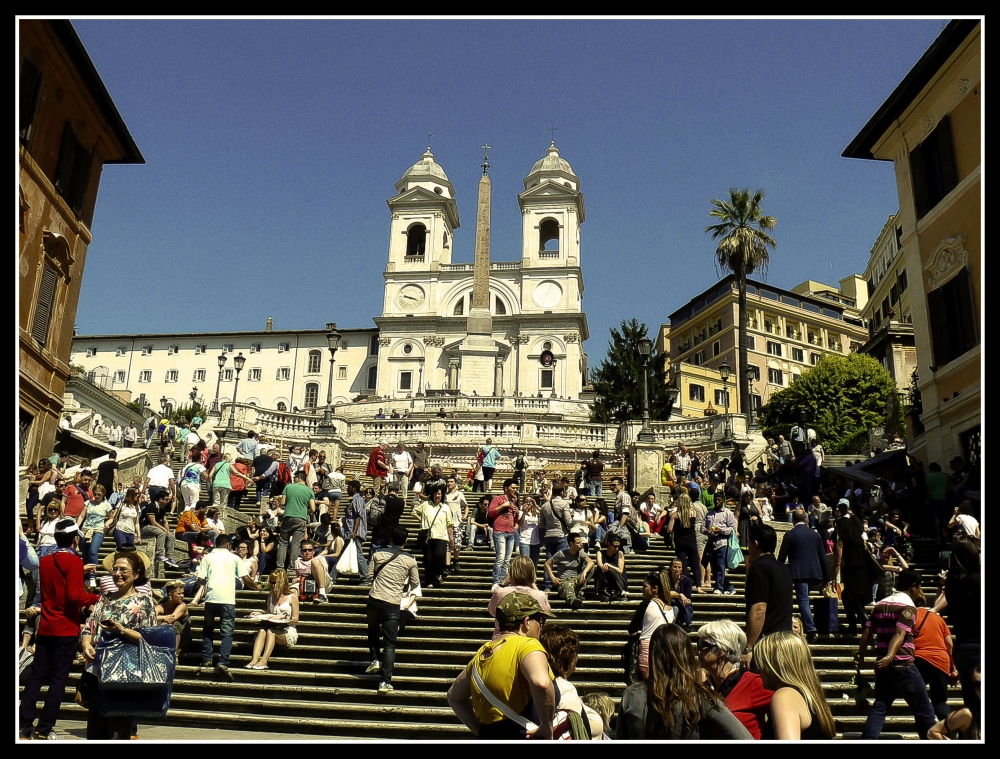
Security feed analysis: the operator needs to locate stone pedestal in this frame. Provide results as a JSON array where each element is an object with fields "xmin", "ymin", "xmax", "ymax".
[
  {"xmin": 629, "ymin": 441, "xmax": 664, "ymax": 493},
  {"xmin": 457, "ymin": 332, "xmax": 499, "ymax": 397}
]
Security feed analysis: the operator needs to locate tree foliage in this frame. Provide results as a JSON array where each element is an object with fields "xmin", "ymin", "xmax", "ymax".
[
  {"xmin": 758, "ymin": 352, "xmax": 898, "ymax": 455},
  {"xmin": 589, "ymin": 319, "xmax": 674, "ymax": 424}
]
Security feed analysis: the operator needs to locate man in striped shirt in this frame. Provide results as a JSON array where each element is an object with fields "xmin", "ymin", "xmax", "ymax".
[{"xmin": 855, "ymin": 568, "xmax": 937, "ymax": 739}]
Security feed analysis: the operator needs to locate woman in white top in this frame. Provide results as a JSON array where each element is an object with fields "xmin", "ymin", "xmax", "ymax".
[
  {"xmin": 517, "ymin": 497, "xmax": 541, "ymax": 564},
  {"xmin": 235, "ymin": 540, "xmax": 260, "ymax": 590},
  {"xmin": 107, "ymin": 488, "xmax": 142, "ymax": 549},
  {"xmin": 246, "ymin": 569, "xmax": 299, "ymax": 669},
  {"xmin": 36, "ymin": 499, "xmax": 65, "ymax": 559},
  {"xmin": 627, "ymin": 569, "xmax": 675, "ymax": 680}
]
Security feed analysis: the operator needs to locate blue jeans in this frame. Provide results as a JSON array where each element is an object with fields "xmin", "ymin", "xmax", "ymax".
[
  {"xmin": 201, "ymin": 602, "xmax": 235, "ymax": 667},
  {"xmin": 255, "ymin": 479, "xmax": 272, "ymax": 506},
  {"xmin": 519, "ymin": 542, "xmax": 541, "ymax": 564},
  {"xmin": 589, "ymin": 480, "xmax": 603, "ymax": 496},
  {"xmin": 795, "ymin": 581, "xmax": 817, "ymax": 633},
  {"xmin": 492, "ymin": 532, "xmax": 516, "ymax": 586},
  {"xmin": 710, "ymin": 544, "xmax": 733, "ymax": 593},
  {"xmin": 861, "ymin": 664, "xmax": 937, "ymax": 739},
  {"xmin": 82, "ymin": 532, "xmax": 104, "ymax": 574},
  {"xmin": 542, "ymin": 537, "xmax": 569, "ymax": 589},
  {"xmin": 180, "ymin": 530, "xmax": 220, "ymax": 548},
  {"xmin": 672, "ymin": 599, "xmax": 693, "ymax": 627}
]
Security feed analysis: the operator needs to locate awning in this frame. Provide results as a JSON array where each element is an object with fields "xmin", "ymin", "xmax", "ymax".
[{"xmin": 824, "ymin": 447, "xmax": 910, "ymax": 485}]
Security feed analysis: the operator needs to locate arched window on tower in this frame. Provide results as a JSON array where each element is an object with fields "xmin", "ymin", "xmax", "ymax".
[
  {"xmin": 406, "ymin": 224, "xmax": 426, "ymax": 257},
  {"xmin": 453, "ymin": 297, "xmax": 465, "ymax": 316},
  {"xmin": 539, "ymin": 218, "xmax": 560, "ymax": 253},
  {"xmin": 495, "ymin": 296, "xmax": 506, "ymax": 315}
]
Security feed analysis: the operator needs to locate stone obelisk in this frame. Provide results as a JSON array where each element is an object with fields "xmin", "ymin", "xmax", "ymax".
[{"xmin": 457, "ymin": 144, "xmax": 500, "ymax": 395}]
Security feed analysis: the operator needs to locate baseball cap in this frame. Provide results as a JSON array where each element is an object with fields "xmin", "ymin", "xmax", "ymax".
[
  {"xmin": 496, "ymin": 592, "xmax": 555, "ymax": 625},
  {"xmin": 54, "ymin": 518, "xmax": 81, "ymax": 536}
]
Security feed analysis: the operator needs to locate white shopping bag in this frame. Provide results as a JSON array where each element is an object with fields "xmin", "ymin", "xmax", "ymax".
[{"xmin": 335, "ymin": 539, "xmax": 360, "ymax": 576}]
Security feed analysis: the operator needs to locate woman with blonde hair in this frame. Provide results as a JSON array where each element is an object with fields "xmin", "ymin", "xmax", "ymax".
[
  {"xmin": 245, "ymin": 568, "xmax": 299, "ymax": 670},
  {"xmin": 107, "ymin": 487, "xmax": 142, "ymax": 548},
  {"xmin": 753, "ymin": 631, "xmax": 835, "ymax": 739},
  {"xmin": 666, "ymin": 492, "xmax": 702, "ymax": 589},
  {"xmin": 487, "ymin": 555, "xmax": 550, "ymax": 640}
]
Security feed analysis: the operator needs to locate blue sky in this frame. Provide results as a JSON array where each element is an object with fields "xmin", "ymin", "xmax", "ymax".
[{"xmin": 67, "ymin": 17, "xmax": 950, "ymax": 363}]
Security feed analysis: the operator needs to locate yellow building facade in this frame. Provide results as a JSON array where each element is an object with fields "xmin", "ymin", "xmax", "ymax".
[{"xmin": 844, "ymin": 20, "xmax": 980, "ymax": 470}]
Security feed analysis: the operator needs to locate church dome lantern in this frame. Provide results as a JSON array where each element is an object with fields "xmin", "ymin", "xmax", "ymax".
[{"xmin": 524, "ymin": 141, "xmax": 580, "ymax": 191}]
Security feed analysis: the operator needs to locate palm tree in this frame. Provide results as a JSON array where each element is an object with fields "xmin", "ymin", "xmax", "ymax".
[{"xmin": 705, "ymin": 188, "xmax": 777, "ymax": 417}]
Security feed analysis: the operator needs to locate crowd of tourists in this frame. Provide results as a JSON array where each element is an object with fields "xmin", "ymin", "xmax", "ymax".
[{"xmin": 19, "ymin": 421, "xmax": 981, "ymax": 740}]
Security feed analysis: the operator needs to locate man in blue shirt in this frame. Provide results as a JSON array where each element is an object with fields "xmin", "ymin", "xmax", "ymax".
[
  {"xmin": 343, "ymin": 480, "xmax": 369, "ymax": 583},
  {"xmin": 480, "ymin": 439, "xmax": 501, "ymax": 492}
]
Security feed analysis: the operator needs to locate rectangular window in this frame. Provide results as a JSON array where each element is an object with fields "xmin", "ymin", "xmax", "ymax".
[
  {"xmin": 367, "ymin": 365, "xmax": 378, "ymax": 389},
  {"xmin": 116, "ymin": 346, "xmax": 127, "ymax": 357},
  {"xmin": 248, "ymin": 368, "xmax": 262, "ymax": 381},
  {"xmin": 141, "ymin": 345, "xmax": 153, "ymax": 356},
  {"xmin": 370, "ymin": 335, "xmax": 380, "ymax": 355},
  {"xmin": 307, "ymin": 351, "xmax": 322, "ymax": 374},
  {"xmin": 167, "ymin": 345, "xmax": 179, "ymax": 356},
  {"xmin": 400, "ymin": 371, "xmax": 412, "ymax": 390},
  {"xmin": 193, "ymin": 369, "xmax": 206, "ymax": 382},
  {"xmin": 910, "ymin": 114, "xmax": 958, "ymax": 219},
  {"xmin": 763, "ymin": 319, "xmax": 772, "ymax": 333},
  {"xmin": 688, "ymin": 384, "xmax": 705, "ymax": 402},
  {"xmin": 928, "ymin": 267, "xmax": 977, "ymax": 367},
  {"xmin": 746, "ymin": 335, "xmax": 755, "ymax": 351},
  {"xmin": 714, "ymin": 389, "xmax": 730, "ymax": 407},
  {"xmin": 304, "ymin": 384, "xmax": 319, "ymax": 409},
  {"xmin": 165, "ymin": 370, "xmax": 178, "ymax": 383},
  {"xmin": 19, "ymin": 58, "xmax": 42, "ymax": 145},
  {"xmin": 223, "ymin": 369, "xmax": 234, "ymax": 381},
  {"xmin": 276, "ymin": 367, "xmax": 290, "ymax": 381},
  {"xmin": 791, "ymin": 347, "xmax": 804, "ymax": 362},
  {"xmin": 786, "ymin": 324, "xmax": 796, "ymax": 339},
  {"xmin": 768, "ymin": 368, "xmax": 784, "ymax": 385},
  {"xmin": 713, "ymin": 340, "xmax": 720, "ymax": 357},
  {"xmin": 337, "ymin": 366, "xmax": 347, "ymax": 380},
  {"xmin": 139, "ymin": 370, "xmax": 152, "ymax": 383},
  {"xmin": 54, "ymin": 121, "xmax": 93, "ymax": 217},
  {"xmin": 828, "ymin": 338, "xmax": 839, "ymax": 350},
  {"xmin": 222, "ymin": 343, "xmax": 234, "ymax": 354},
  {"xmin": 250, "ymin": 343, "xmax": 262, "ymax": 353},
  {"xmin": 897, "ymin": 267, "xmax": 908, "ymax": 293},
  {"xmin": 277, "ymin": 342, "xmax": 290, "ymax": 353},
  {"xmin": 541, "ymin": 369, "xmax": 554, "ymax": 389},
  {"xmin": 766, "ymin": 341, "xmax": 782, "ymax": 357},
  {"xmin": 811, "ymin": 353, "xmax": 820, "ymax": 366},
  {"xmin": 752, "ymin": 394, "xmax": 763, "ymax": 410},
  {"xmin": 114, "ymin": 370, "xmax": 126, "ymax": 383},
  {"xmin": 30, "ymin": 265, "xmax": 60, "ymax": 347},
  {"xmin": 890, "ymin": 282, "xmax": 899, "ymax": 306},
  {"xmin": 693, "ymin": 351, "xmax": 705, "ymax": 366},
  {"xmin": 195, "ymin": 344, "xmax": 206, "ymax": 355},
  {"xmin": 791, "ymin": 372, "xmax": 801, "ymax": 384},
  {"xmin": 747, "ymin": 365, "xmax": 761, "ymax": 381},
  {"xmin": 86, "ymin": 347, "xmax": 97, "ymax": 357}
]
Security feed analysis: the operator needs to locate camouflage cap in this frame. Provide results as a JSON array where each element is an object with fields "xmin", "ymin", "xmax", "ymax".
[{"xmin": 496, "ymin": 592, "xmax": 555, "ymax": 625}]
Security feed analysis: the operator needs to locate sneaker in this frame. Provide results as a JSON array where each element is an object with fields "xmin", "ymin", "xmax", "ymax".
[
  {"xmin": 33, "ymin": 732, "xmax": 57, "ymax": 740},
  {"xmin": 311, "ymin": 593, "xmax": 320, "ymax": 602},
  {"xmin": 723, "ymin": 588, "xmax": 737, "ymax": 596},
  {"xmin": 377, "ymin": 681, "xmax": 394, "ymax": 694},
  {"xmin": 571, "ymin": 599, "xmax": 584, "ymax": 611},
  {"xmin": 365, "ymin": 660, "xmax": 380, "ymax": 674},
  {"xmin": 215, "ymin": 664, "xmax": 233, "ymax": 682},
  {"xmin": 713, "ymin": 589, "xmax": 723, "ymax": 595},
  {"xmin": 199, "ymin": 660, "xmax": 214, "ymax": 668},
  {"xmin": 318, "ymin": 593, "xmax": 329, "ymax": 603},
  {"xmin": 155, "ymin": 555, "xmax": 168, "ymax": 563},
  {"xmin": 163, "ymin": 557, "xmax": 180, "ymax": 569},
  {"xmin": 806, "ymin": 631, "xmax": 819, "ymax": 644}
]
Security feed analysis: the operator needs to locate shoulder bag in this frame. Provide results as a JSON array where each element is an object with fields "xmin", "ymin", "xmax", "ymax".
[
  {"xmin": 415, "ymin": 506, "xmax": 443, "ymax": 550},
  {"xmin": 726, "ymin": 527, "xmax": 743, "ymax": 570}
]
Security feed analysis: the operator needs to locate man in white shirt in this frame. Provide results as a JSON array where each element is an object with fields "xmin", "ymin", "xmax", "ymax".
[
  {"xmin": 144, "ymin": 455, "xmax": 176, "ymax": 510},
  {"xmin": 790, "ymin": 423, "xmax": 806, "ymax": 460},
  {"xmin": 107, "ymin": 421, "xmax": 122, "ymax": 447},
  {"xmin": 391, "ymin": 442, "xmax": 414, "ymax": 498},
  {"xmin": 122, "ymin": 421, "xmax": 139, "ymax": 448},
  {"xmin": 197, "ymin": 533, "xmax": 242, "ymax": 681}
]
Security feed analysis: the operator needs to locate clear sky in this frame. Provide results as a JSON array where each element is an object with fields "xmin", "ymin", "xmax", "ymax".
[{"xmin": 66, "ymin": 17, "xmax": 951, "ymax": 363}]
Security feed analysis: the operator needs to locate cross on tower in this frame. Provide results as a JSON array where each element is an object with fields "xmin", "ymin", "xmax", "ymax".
[
  {"xmin": 549, "ymin": 125, "xmax": 557, "ymax": 142},
  {"xmin": 425, "ymin": 132, "xmax": 434, "ymax": 149},
  {"xmin": 481, "ymin": 143, "xmax": 491, "ymax": 176}
]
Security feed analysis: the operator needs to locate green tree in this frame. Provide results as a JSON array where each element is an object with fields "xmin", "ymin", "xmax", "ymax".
[
  {"xmin": 705, "ymin": 188, "xmax": 777, "ymax": 416},
  {"xmin": 590, "ymin": 319, "xmax": 674, "ymax": 424},
  {"xmin": 758, "ymin": 353, "xmax": 898, "ymax": 455}
]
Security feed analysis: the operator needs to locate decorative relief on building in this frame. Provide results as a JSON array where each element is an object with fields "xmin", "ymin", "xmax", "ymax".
[
  {"xmin": 378, "ymin": 337, "xmax": 391, "ymax": 347},
  {"xmin": 925, "ymin": 235, "xmax": 969, "ymax": 290},
  {"xmin": 564, "ymin": 333, "xmax": 579, "ymax": 344},
  {"xmin": 958, "ymin": 78, "xmax": 971, "ymax": 95},
  {"xmin": 921, "ymin": 114, "xmax": 940, "ymax": 138},
  {"xmin": 423, "ymin": 336, "xmax": 445, "ymax": 347}
]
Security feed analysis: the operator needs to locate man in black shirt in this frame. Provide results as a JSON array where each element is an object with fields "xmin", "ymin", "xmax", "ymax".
[
  {"xmin": 744, "ymin": 523, "xmax": 792, "ymax": 660},
  {"xmin": 252, "ymin": 450, "xmax": 279, "ymax": 507},
  {"xmin": 96, "ymin": 452, "xmax": 119, "ymax": 496}
]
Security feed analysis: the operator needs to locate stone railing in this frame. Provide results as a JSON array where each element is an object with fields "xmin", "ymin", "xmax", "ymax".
[{"xmin": 330, "ymin": 395, "xmax": 593, "ymax": 420}]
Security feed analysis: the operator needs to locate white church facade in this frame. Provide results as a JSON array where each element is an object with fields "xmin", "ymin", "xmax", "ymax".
[{"xmin": 69, "ymin": 143, "xmax": 592, "ymax": 419}]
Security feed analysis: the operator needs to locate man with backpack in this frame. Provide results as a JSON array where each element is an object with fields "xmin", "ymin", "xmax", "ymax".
[{"xmin": 144, "ymin": 414, "xmax": 157, "ymax": 448}]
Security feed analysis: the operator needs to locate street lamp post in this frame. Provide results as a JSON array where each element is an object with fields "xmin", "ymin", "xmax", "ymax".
[
  {"xmin": 318, "ymin": 323, "xmax": 341, "ymax": 434},
  {"xmin": 745, "ymin": 365, "xmax": 757, "ymax": 429},
  {"xmin": 224, "ymin": 352, "xmax": 246, "ymax": 440},
  {"xmin": 160, "ymin": 395, "xmax": 168, "ymax": 419},
  {"xmin": 719, "ymin": 359, "xmax": 732, "ymax": 444},
  {"xmin": 637, "ymin": 336, "xmax": 654, "ymax": 441},
  {"xmin": 212, "ymin": 353, "xmax": 227, "ymax": 414}
]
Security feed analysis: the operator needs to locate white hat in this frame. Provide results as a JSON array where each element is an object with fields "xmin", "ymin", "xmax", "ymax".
[{"xmin": 54, "ymin": 518, "xmax": 81, "ymax": 536}]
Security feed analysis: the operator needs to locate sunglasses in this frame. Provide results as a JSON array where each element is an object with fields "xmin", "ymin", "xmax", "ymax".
[{"xmin": 697, "ymin": 640, "xmax": 717, "ymax": 651}]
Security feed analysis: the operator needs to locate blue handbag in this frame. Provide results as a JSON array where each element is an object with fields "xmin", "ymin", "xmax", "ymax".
[
  {"xmin": 96, "ymin": 627, "xmax": 176, "ymax": 691},
  {"xmin": 726, "ymin": 528, "xmax": 743, "ymax": 570}
]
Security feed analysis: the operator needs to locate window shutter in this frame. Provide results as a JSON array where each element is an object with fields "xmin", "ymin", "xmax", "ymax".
[
  {"xmin": 926, "ymin": 286, "xmax": 950, "ymax": 367},
  {"xmin": 19, "ymin": 59, "xmax": 41, "ymax": 144},
  {"xmin": 31, "ymin": 264, "xmax": 59, "ymax": 345},
  {"xmin": 910, "ymin": 141, "xmax": 930, "ymax": 219},
  {"xmin": 936, "ymin": 115, "xmax": 958, "ymax": 197}
]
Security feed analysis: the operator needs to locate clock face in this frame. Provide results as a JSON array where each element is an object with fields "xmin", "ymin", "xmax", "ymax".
[
  {"xmin": 532, "ymin": 280, "xmax": 563, "ymax": 309},
  {"xmin": 395, "ymin": 285, "xmax": 425, "ymax": 311}
]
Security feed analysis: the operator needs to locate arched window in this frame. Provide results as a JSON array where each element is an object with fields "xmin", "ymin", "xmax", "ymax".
[
  {"xmin": 367, "ymin": 365, "xmax": 378, "ymax": 390},
  {"xmin": 453, "ymin": 297, "xmax": 465, "ymax": 316},
  {"xmin": 495, "ymin": 296, "xmax": 506, "ymax": 315},
  {"xmin": 304, "ymin": 383, "xmax": 319, "ymax": 409},
  {"xmin": 276, "ymin": 401, "xmax": 287, "ymax": 412},
  {"xmin": 307, "ymin": 349, "xmax": 322, "ymax": 374},
  {"xmin": 539, "ymin": 218, "xmax": 559, "ymax": 252},
  {"xmin": 406, "ymin": 224, "xmax": 426, "ymax": 257}
]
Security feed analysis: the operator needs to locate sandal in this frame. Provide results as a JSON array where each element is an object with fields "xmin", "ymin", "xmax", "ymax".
[
  {"xmin": 244, "ymin": 662, "xmax": 257, "ymax": 669},
  {"xmin": 251, "ymin": 664, "xmax": 269, "ymax": 670}
]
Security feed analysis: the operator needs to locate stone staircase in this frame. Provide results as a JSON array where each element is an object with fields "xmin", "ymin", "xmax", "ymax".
[{"xmin": 20, "ymin": 484, "xmax": 958, "ymax": 740}]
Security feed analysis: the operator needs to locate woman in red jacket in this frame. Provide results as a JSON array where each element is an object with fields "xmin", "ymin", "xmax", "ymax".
[{"xmin": 697, "ymin": 619, "xmax": 772, "ymax": 739}]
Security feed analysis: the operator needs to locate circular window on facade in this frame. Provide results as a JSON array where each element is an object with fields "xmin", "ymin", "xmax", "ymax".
[
  {"xmin": 542, "ymin": 341, "xmax": 552, "ymax": 351},
  {"xmin": 402, "ymin": 343, "xmax": 413, "ymax": 355}
]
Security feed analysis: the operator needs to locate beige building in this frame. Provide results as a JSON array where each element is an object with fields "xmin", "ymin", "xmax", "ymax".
[
  {"xmin": 858, "ymin": 214, "xmax": 917, "ymax": 394},
  {"xmin": 844, "ymin": 19, "xmax": 980, "ymax": 470},
  {"xmin": 666, "ymin": 274, "xmax": 869, "ymax": 416},
  {"xmin": 19, "ymin": 20, "xmax": 144, "ymax": 464}
]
